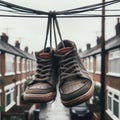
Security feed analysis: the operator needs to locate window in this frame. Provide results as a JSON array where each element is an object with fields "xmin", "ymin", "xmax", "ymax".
[
  {"xmin": 96, "ymin": 54, "xmax": 101, "ymax": 73},
  {"xmin": 16, "ymin": 56, "xmax": 21, "ymax": 74},
  {"xmin": 89, "ymin": 56, "xmax": 94, "ymax": 72},
  {"xmin": 86, "ymin": 57, "xmax": 90, "ymax": 71},
  {"xmin": 107, "ymin": 49, "xmax": 120, "ymax": 77},
  {"xmin": 27, "ymin": 59, "xmax": 30, "ymax": 72},
  {"xmin": 16, "ymin": 81, "xmax": 21, "ymax": 106},
  {"xmin": 83, "ymin": 58, "xmax": 87, "ymax": 69},
  {"xmin": 30, "ymin": 60, "xmax": 33, "ymax": 71},
  {"xmin": 22, "ymin": 58, "xmax": 26, "ymax": 72},
  {"xmin": 106, "ymin": 87, "xmax": 120, "ymax": 120},
  {"xmin": 5, "ymin": 53, "xmax": 15, "ymax": 75},
  {"xmin": 4, "ymin": 84, "xmax": 15, "ymax": 112},
  {"xmin": 33, "ymin": 60, "xmax": 36, "ymax": 71},
  {"xmin": 21, "ymin": 79, "xmax": 26, "ymax": 92}
]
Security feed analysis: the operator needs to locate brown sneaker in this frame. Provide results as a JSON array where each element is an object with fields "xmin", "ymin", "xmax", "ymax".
[
  {"xmin": 55, "ymin": 40, "xmax": 94, "ymax": 107},
  {"xmin": 24, "ymin": 48, "xmax": 57, "ymax": 103}
]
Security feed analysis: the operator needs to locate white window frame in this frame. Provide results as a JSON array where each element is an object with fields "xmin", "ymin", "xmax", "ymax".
[
  {"xmin": 95, "ymin": 54, "xmax": 101, "ymax": 74},
  {"xmin": 22, "ymin": 58, "xmax": 26, "ymax": 73},
  {"xmin": 83, "ymin": 58, "xmax": 87, "ymax": 69},
  {"xmin": 33, "ymin": 60, "xmax": 36, "ymax": 71},
  {"xmin": 106, "ymin": 86, "xmax": 120, "ymax": 120},
  {"xmin": 5, "ymin": 53, "xmax": 15, "ymax": 76},
  {"xmin": 30, "ymin": 60, "xmax": 33, "ymax": 71},
  {"xmin": 107, "ymin": 49, "xmax": 120, "ymax": 77},
  {"xmin": 27, "ymin": 59, "xmax": 30, "ymax": 72},
  {"xmin": 89, "ymin": 56, "xmax": 94, "ymax": 73},
  {"xmin": 86, "ymin": 57, "xmax": 90, "ymax": 71},
  {"xmin": 16, "ymin": 56, "xmax": 21, "ymax": 74},
  {"xmin": 4, "ymin": 84, "xmax": 16, "ymax": 112},
  {"xmin": 16, "ymin": 81, "xmax": 21, "ymax": 106}
]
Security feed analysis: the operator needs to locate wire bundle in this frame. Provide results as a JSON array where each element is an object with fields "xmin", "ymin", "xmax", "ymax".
[{"xmin": 0, "ymin": 0, "xmax": 120, "ymax": 18}]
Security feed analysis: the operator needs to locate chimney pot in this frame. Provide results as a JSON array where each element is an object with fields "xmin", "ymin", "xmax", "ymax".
[
  {"xmin": 79, "ymin": 49, "xmax": 82, "ymax": 53},
  {"xmin": 115, "ymin": 18, "xmax": 120, "ymax": 35},
  {"xmin": 25, "ymin": 46, "xmax": 28, "ymax": 52},
  {"xmin": 96, "ymin": 36, "xmax": 102, "ymax": 45},
  {"xmin": 15, "ymin": 40, "xmax": 20, "ymax": 48},
  {"xmin": 86, "ymin": 43, "xmax": 91, "ymax": 50},
  {"xmin": 1, "ymin": 33, "xmax": 9, "ymax": 43}
]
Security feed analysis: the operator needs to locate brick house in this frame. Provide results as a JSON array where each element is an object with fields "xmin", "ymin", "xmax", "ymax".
[
  {"xmin": 80, "ymin": 18, "xmax": 120, "ymax": 120},
  {"xmin": 0, "ymin": 33, "xmax": 37, "ymax": 120}
]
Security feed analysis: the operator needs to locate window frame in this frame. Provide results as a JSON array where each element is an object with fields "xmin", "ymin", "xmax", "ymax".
[
  {"xmin": 22, "ymin": 58, "xmax": 26, "ymax": 73},
  {"xmin": 16, "ymin": 56, "xmax": 21, "ymax": 74},
  {"xmin": 95, "ymin": 54, "xmax": 101, "ymax": 74},
  {"xmin": 89, "ymin": 56, "xmax": 94, "ymax": 73},
  {"xmin": 5, "ymin": 53, "xmax": 15, "ymax": 76},
  {"xmin": 4, "ymin": 84, "xmax": 15, "ymax": 112},
  {"xmin": 107, "ymin": 49, "xmax": 120, "ymax": 77},
  {"xmin": 106, "ymin": 86, "xmax": 120, "ymax": 120}
]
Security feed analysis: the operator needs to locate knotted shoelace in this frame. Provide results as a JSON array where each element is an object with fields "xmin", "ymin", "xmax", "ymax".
[
  {"xmin": 59, "ymin": 49, "xmax": 82, "ymax": 81},
  {"xmin": 28, "ymin": 55, "xmax": 52, "ymax": 85}
]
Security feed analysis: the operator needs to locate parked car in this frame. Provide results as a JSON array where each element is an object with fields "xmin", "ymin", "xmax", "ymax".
[{"xmin": 69, "ymin": 102, "xmax": 92, "ymax": 120}]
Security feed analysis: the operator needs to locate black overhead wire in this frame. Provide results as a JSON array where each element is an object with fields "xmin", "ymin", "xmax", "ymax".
[
  {"xmin": 0, "ymin": 0, "xmax": 120, "ymax": 17},
  {"xmin": 0, "ymin": 9, "xmax": 38, "ymax": 15},
  {"xmin": 1, "ymin": 14, "xmax": 120, "ymax": 18},
  {"xmin": 0, "ymin": 0, "xmax": 48, "ymax": 15},
  {"xmin": 56, "ymin": 0, "xmax": 120, "ymax": 15}
]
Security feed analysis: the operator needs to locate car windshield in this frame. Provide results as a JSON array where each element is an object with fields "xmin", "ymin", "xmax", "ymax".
[{"xmin": 77, "ymin": 102, "xmax": 86, "ymax": 107}]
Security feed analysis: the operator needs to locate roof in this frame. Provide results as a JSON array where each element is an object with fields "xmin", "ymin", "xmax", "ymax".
[
  {"xmin": 80, "ymin": 35, "xmax": 120, "ymax": 58},
  {"xmin": 0, "ymin": 40, "xmax": 35, "ymax": 60}
]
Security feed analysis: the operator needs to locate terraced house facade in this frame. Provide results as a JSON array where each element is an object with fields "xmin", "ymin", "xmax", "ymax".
[
  {"xmin": 80, "ymin": 18, "xmax": 120, "ymax": 120},
  {"xmin": 0, "ymin": 33, "xmax": 37, "ymax": 120}
]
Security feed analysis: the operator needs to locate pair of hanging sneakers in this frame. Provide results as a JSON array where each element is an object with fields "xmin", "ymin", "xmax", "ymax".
[{"xmin": 24, "ymin": 40, "xmax": 94, "ymax": 107}]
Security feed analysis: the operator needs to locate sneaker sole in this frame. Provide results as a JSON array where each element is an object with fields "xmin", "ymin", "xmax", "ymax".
[
  {"xmin": 23, "ymin": 92, "xmax": 56, "ymax": 103},
  {"xmin": 61, "ymin": 80, "xmax": 94, "ymax": 107}
]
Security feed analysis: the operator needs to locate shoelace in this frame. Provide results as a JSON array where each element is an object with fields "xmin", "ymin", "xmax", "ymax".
[
  {"xmin": 59, "ymin": 49, "xmax": 82, "ymax": 80},
  {"xmin": 28, "ymin": 55, "xmax": 52, "ymax": 85}
]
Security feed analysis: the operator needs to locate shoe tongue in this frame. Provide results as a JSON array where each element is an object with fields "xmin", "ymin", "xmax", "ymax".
[
  {"xmin": 57, "ymin": 47, "xmax": 72, "ymax": 55},
  {"xmin": 38, "ymin": 53, "xmax": 51, "ymax": 59}
]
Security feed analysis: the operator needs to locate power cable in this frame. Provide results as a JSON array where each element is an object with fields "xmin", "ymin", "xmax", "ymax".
[
  {"xmin": 0, "ymin": 0, "xmax": 48, "ymax": 15},
  {"xmin": 56, "ymin": 0, "xmax": 120, "ymax": 15},
  {"xmin": 0, "ymin": 0, "xmax": 120, "ymax": 16}
]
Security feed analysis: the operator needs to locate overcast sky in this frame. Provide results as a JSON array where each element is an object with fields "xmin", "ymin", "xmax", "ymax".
[{"xmin": 0, "ymin": 0, "xmax": 120, "ymax": 53}]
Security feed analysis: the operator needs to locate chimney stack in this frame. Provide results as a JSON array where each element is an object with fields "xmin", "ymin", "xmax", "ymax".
[
  {"xmin": 86, "ymin": 43, "xmax": 91, "ymax": 50},
  {"xmin": 25, "ymin": 46, "xmax": 28, "ymax": 52},
  {"xmin": 96, "ymin": 36, "xmax": 102, "ymax": 45},
  {"xmin": 115, "ymin": 18, "xmax": 120, "ymax": 35},
  {"xmin": 79, "ymin": 49, "xmax": 82, "ymax": 53},
  {"xmin": 15, "ymin": 40, "xmax": 20, "ymax": 49},
  {"xmin": 1, "ymin": 33, "xmax": 9, "ymax": 43}
]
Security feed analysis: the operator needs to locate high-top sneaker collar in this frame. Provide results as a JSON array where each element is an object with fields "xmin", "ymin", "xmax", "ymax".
[
  {"xmin": 57, "ymin": 47, "xmax": 72, "ymax": 55},
  {"xmin": 56, "ymin": 40, "xmax": 77, "ymax": 55},
  {"xmin": 35, "ymin": 47, "xmax": 53, "ymax": 59}
]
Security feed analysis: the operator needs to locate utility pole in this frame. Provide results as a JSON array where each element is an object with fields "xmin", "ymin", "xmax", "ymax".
[{"xmin": 100, "ymin": 0, "xmax": 106, "ymax": 120}]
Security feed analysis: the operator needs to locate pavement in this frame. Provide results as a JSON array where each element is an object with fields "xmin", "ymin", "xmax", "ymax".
[{"xmin": 39, "ymin": 92, "xmax": 70, "ymax": 120}]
